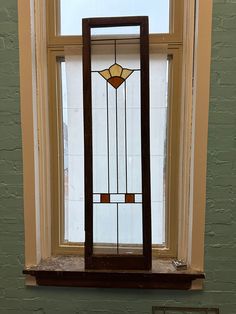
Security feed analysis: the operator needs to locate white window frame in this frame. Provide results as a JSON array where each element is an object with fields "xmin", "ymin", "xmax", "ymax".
[{"xmin": 18, "ymin": 0, "xmax": 213, "ymax": 288}]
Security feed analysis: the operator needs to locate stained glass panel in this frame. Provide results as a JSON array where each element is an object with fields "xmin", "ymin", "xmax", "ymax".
[
  {"xmin": 82, "ymin": 17, "xmax": 151, "ymax": 270},
  {"xmin": 90, "ymin": 30, "xmax": 143, "ymax": 255}
]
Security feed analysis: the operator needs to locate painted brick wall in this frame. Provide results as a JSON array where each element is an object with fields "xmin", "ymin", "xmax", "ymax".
[{"xmin": 0, "ymin": 1, "xmax": 235, "ymax": 313}]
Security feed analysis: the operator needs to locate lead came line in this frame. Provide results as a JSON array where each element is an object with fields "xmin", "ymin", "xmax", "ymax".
[
  {"xmin": 115, "ymin": 84, "xmax": 119, "ymax": 254},
  {"xmin": 117, "ymin": 203, "xmax": 119, "ymax": 254},
  {"xmin": 116, "ymin": 88, "xmax": 119, "ymax": 193},
  {"xmin": 115, "ymin": 55, "xmax": 119, "ymax": 253},
  {"xmin": 114, "ymin": 39, "xmax": 117, "ymax": 64},
  {"xmin": 125, "ymin": 81, "xmax": 128, "ymax": 193},
  {"xmin": 106, "ymin": 82, "xmax": 110, "ymax": 193}
]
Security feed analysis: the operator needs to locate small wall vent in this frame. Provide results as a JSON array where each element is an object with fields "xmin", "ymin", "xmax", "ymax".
[{"xmin": 153, "ymin": 306, "xmax": 219, "ymax": 314}]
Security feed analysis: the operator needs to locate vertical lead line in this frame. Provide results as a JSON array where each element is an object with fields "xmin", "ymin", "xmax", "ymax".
[
  {"xmin": 106, "ymin": 82, "xmax": 110, "ymax": 193},
  {"xmin": 117, "ymin": 203, "xmax": 119, "ymax": 254},
  {"xmin": 116, "ymin": 87, "xmax": 119, "ymax": 254},
  {"xmin": 124, "ymin": 81, "xmax": 128, "ymax": 193},
  {"xmin": 115, "ymin": 39, "xmax": 118, "ymax": 254},
  {"xmin": 116, "ymin": 88, "xmax": 119, "ymax": 193},
  {"xmin": 115, "ymin": 39, "xmax": 119, "ymax": 254},
  {"xmin": 114, "ymin": 40, "xmax": 117, "ymax": 64}
]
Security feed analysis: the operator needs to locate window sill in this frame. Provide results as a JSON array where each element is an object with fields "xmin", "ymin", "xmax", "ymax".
[{"xmin": 23, "ymin": 256, "xmax": 205, "ymax": 289}]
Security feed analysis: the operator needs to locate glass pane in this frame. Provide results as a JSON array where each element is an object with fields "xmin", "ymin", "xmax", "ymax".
[
  {"xmin": 91, "ymin": 26, "xmax": 140, "ymax": 36},
  {"xmin": 118, "ymin": 204, "xmax": 143, "ymax": 254},
  {"xmin": 93, "ymin": 203, "xmax": 118, "ymax": 254},
  {"xmin": 60, "ymin": 0, "xmax": 170, "ymax": 35},
  {"xmin": 61, "ymin": 56, "xmax": 85, "ymax": 243},
  {"xmin": 152, "ymin": 201, "xmax": 165, "ymax": 245},
  {"xmin": 61, "ymin": 50, "xmax": 169, "ymax": 247},
  {"xmin": 150, "ymin": 51, "xmax": 169, "ymax": 245}
]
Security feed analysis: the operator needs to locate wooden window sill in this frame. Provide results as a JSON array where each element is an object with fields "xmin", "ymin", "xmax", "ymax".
[{"xmin": 23, "ymin": 256, "xmax": 205, "ymax": 289}]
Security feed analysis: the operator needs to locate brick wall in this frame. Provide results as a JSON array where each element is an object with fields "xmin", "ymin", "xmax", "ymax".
[{"xmin": 0, "ymin": 1, "xmax": 235, "ymax": 313}]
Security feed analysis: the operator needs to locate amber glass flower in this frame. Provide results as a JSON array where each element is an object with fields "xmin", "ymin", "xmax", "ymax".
[{"xmin": 99, "ymin": 63, "xmax": 134, "ymax": 89}]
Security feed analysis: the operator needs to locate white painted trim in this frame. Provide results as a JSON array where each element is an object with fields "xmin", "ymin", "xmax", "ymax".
[
  {"xmin": 178, "ymin": 0, "xmax": 196, "ymax": 262},
  {"xmin": 188, "ymin": 0, "xmax": 213, "ymax": 271},
  {"xmin": 18, "ymin": 0, "xmax": 41, "ymax": 266},
  {"xmin": 178, "ymin": 0, "xmax": 213, "ymax": 272},
  {"xmin": 18, "ymin": 0, "xmax": 51, "ymax": 266},
  {"xmin": 25, "ymin": 275, "xmax": 37, "ymax": 286},
  {"xmin": 177, "ymin": 0, "xmax": 213, "ymax": 272},
  {"xmin": 34, "ymin": 0, "xmax": 52, "ymax": 260},
  {"xmin": 191, "ymin": 279, "xmax": 204, "ymax": 290}
]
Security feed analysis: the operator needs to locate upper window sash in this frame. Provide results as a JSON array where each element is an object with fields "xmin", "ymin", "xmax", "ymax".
[{"xmin": 47, "ymin": 0, "xmax": 184, "ymax": 46}]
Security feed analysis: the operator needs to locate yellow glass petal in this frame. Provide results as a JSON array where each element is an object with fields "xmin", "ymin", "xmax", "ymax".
[
  {"xmin": 109, "ymin": 63, "xmax": 122, "ymax": 77},
  {"xmin": 121, "ymin": 68, "xmax": 133, "ymax": 80},
  {"xmin": 99, "ymin": 69, "xmax": 111, "ymax": 80}
]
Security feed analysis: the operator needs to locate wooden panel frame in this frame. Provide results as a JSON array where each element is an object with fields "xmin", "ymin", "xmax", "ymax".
[{"xmin": 83, "ymin": 16, "xmax": 151, "ymax": 270}]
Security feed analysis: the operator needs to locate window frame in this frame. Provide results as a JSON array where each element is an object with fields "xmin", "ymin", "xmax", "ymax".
[
  {"xmin": 18, "ymin": 0, "xmax": 213, "ymax": 288},
  {"xmin": 47, "ymin": 0, "xmax": 182, "ymax": 259}
]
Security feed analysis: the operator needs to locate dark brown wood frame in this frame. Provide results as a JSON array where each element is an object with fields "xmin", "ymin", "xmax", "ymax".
[
  {"xmin": 23, "ymin": 268, "xmax": 205, "ymax": 289},
  {"xmin": 83, "ymin": 16, "xmax": 151, "ymax": 270}
]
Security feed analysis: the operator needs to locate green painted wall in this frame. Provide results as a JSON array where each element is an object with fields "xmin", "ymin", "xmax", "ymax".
[{"xmin": 0, "ymin": 1, "xmax": 235, "ymax": 313}]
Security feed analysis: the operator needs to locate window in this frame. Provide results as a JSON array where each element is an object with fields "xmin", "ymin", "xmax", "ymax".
[
  {"xmin": 19, "ymin": 0, "xmax": 213, "ymax": 288},
  {"xmin": 48, "ymin": 0, "xmax": 182, "ymax": 260}
]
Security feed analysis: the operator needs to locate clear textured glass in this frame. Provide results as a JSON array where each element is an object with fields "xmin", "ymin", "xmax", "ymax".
[
  {"xmin": 60, "ymin": 0, "xmax": 170, "ymax": 35},
  {"xmin": 93, "ymin": 204, "xmax": 117, "ymax": 248},
  {"xmin": 91, "ymin": 26, "xmax": 140, "ymax": 36},
  {"xmin": 118, "ymin": 204, "xmax": 143, "ymax": 246},
  {"xmin": 61, "ymin": 48, "xmax": 169, "ymax": 246},
  {"xmin": 61, "ymin": 56, "xmax": 85, "ymax": 243},
  {"xmin": 150, "ymin": 52, "xmax": 169, "ymax": 245}
]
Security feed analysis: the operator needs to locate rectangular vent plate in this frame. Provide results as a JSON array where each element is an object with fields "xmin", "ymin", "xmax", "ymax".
[{"xmin": 153, "ymin": 307, "xmax": 219, "ymax": 314}]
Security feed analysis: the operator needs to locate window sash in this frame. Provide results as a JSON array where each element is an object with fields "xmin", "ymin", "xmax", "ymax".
[
  {"xmin": 48, "ymin": 46, "xmax": 181, "ymax": 258},
  {"xmin": 47, "ymin": 0, "xmax": 184, "ymax": 46},
  {"xmin": 46, "ymin": 0, "xmax": 184, "ymax": 258}
]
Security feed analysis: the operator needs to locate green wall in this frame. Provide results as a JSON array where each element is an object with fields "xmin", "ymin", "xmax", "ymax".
[{"xmin": 0, "ymin": 1, "xmax": 236, "ymax": 313}]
